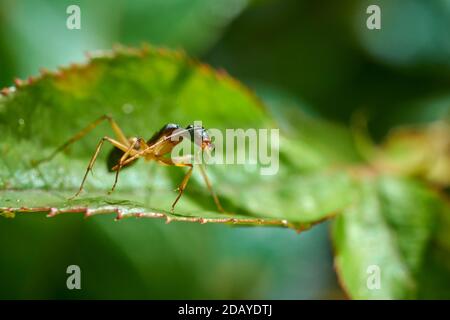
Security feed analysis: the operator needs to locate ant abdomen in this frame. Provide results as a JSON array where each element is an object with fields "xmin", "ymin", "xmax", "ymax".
[{"xmin": 147, "ymin": 123, "xmax": 181, "ymax": 145}]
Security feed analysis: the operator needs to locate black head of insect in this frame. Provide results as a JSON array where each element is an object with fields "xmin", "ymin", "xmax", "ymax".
[{"xmin": 186, "ymin": 125, "xmax": 214, "ymax": 152}]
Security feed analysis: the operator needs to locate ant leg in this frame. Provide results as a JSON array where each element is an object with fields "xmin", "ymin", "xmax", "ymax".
[
  {"xmin": 171, "ymin": 164, "xmax": 193, "ymax": 213},
  {"xmin": 198, "ymin": 163, "xmax": 225, "ymax": 213},
  {"xmin": 110, "ymin": 139, "xmax": 148, "ymax": 171},
  {"xmin": 109, "ymin": 138, "xmax": 144, "ymax": 193},
  {"xmin": 70, "ymin": 136, "xmax": 129, "ymax": 199},
  {"xmin": 157, "ymin": 155, "xmax": 225, "ymax": 213},
  {"xmin": 156, "ymin": 156, "xmax": 193, "ymax": 212},
  {"xmin": 33, "ymin": 114, "xmax": 130, "ymax": 166}
]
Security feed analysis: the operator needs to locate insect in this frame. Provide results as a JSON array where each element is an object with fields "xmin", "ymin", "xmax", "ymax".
[{"xmin": 35, "ymin": 114, "xmax": 225, "ymax": 213}]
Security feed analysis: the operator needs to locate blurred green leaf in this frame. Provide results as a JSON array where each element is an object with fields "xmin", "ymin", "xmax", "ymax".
[
  {"xmin": 416, "ymin": 196, "xmax": 450, "ymax": 299},
  {"xmin": 255, "ymin": 83, "xmax": 363, "ymax": 170},
  {"xmin": 119, "ymin": 0, "xmax": 249, "ymax": 53},
  {"xmin": 333, "ymin": 176, "xmax": 450, "ymax": 299},
  {"xmin": 0, "ymin": 45, "xmax": 356, "ymax": 229},
  {"xmin": 0, "ymin": 0, "xmax": 248, "ymax": 85},
  {"xmin": 373, "ymin": 121, "xmax": 450, "ymax": 187}
]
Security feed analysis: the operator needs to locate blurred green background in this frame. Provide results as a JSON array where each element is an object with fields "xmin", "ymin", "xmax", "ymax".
[{"xmin": 0, "ymin": 0, "xmax": 449, "ymax": 299}]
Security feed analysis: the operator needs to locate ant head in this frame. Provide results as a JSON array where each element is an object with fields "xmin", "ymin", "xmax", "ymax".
[{"xmin": 186, "ymin": 125, "xmax": 214, "ymax": 152}]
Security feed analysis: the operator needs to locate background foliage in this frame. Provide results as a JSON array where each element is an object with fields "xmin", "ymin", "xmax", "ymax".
[{"xmin": 0, "ymin": 0, "xmax": 449, "ymax": 299}]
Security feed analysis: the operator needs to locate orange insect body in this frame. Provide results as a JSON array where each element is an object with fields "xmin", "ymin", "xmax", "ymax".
[{"xmin": 35, "ymin": 115, "xmax": 223, "ymax": 213}]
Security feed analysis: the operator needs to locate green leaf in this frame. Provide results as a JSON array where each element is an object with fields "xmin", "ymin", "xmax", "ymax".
[
  {"xmin": 374, "ymin": 121, "xmax": 450, "ymax": 187},
  {"xmin": 0, "ymin": 46, "xmax": 355, "ymax": 229},
  {"xmin": 416, "ymin": 199, "xmax": 450, "ymax": 299},
  {"xmin": 332, "ymin": 176, "xmax": 450, "ymax": 299},
  {"xmin": 255, "ymin": 84, "xmax": 363, "ymax": 169},
  {"xmin": 0, "ymin": 0, "xmax": 247, "ymax": 82}
]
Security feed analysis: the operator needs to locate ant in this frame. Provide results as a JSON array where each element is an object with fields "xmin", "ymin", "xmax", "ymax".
[{"xmin": 34, "ymin": 115, "xmax": 225, "ymax": 213}]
